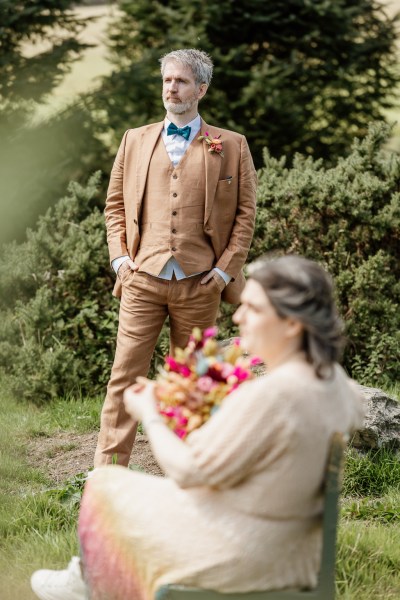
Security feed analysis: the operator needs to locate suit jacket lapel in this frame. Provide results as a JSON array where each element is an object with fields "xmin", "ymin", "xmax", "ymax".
[
  {"xmin": 201, "ymin": 119, "xmax": 222, "ymax": 225},
  {"xmin": 135, "ymin": 121, "xmax": 164, "ymax": 221}
]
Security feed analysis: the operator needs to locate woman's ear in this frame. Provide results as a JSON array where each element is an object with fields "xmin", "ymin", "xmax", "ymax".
[{"xmin": 285, "ymin": 318, "xmax": 304, "ymax": 339}]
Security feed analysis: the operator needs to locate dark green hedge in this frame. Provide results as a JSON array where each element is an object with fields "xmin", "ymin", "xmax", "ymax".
[{"xmin": 0, "ymin": 123, "xmax": 398, "ymax": 403}]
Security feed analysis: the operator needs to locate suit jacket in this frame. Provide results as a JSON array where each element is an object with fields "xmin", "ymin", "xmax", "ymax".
[{"xmin": 105, "ymin": 118, "xmax": 257, "ymax": 304}]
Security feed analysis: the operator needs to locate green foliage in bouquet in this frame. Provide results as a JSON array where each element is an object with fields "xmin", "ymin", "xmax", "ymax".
[{"xmin": 247, "ymin": 122, "xmax": 400, "ymax": 386}]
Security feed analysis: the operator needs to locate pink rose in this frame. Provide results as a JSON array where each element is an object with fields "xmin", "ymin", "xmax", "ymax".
[
  {"xmin": 232, "ymin": 365, "xmax": 251, "ymax": 382},
  {"xmin": 179, "ymin": 364, "xmax": 192, "ymax": 378},
  {"xmin": 197, "ymin": 376, "xmax": 215, "ymax": 393},
  {"xmin": 165, "ymin": 356, "xmax": 192, "ymax": 377},
  {"xmin": 204, "ymin": 326, "xmax": 218, "ymax": 339},
  {"xmin": 165, "ymin": 356, "xmax": 180, "ymax": 372},
  {"xmin": 221, "ymin": 363, "xmax": 234, "ymax": 379},
  {"xmin": 175, "ymin": 428, "xmax": 187, "ymax": 439},
  {"xmin": 250, "ymin": 356, "xmax": 263, "ymax": 366}
]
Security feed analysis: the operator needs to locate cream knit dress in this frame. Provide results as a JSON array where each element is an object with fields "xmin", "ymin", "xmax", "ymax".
[{"xmin": 78, "ymin": 360, "xmax": 364, "ymax": 600}]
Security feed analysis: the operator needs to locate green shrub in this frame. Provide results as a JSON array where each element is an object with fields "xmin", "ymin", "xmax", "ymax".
[
  {"xmin": 0, "ymin": 173, "xmax": 118, "ymax": 402},
  {"xmin": 0, "ymin": 172, "xmax": 173, "ymax": 403},
  {"xmin": 1, "ymin": 123, "xmax": 399, "ymax": 401},
  {"xmin": 248, "ymin": 122, "xmax": 400, "ymax": 385}
]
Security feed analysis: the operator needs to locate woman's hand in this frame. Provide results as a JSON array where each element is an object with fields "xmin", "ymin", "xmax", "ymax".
[
  {"xmin": 124, "ymin": 380, "xmax": 202, "ymax": 487},
  {"xmin": 123, "ymin": 377, "xmax": 158, "ymax": 423}
]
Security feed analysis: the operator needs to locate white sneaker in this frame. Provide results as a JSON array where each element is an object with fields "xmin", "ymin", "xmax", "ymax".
[{"xmin": 31, "ymin": 556, "xmax": 88, "ymax": 600}]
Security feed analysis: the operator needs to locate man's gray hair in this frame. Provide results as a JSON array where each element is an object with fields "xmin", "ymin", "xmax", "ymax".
[{"xmin": 160, "ymin": 49, "xmax": 213, "ymax": 86}]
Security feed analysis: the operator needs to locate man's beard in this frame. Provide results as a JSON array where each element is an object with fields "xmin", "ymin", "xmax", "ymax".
[{"xmin": 163, "ymin": 94, "xmax": 198, "ymax": 115}]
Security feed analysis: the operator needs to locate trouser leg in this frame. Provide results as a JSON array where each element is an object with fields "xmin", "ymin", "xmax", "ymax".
[
  {"xmin": 168, "ymin": 274, "xmax": 222, "ymax": 351},
  {"xmin": 94, "ymin": 272, "xmax": 168, "ymax": 467}
]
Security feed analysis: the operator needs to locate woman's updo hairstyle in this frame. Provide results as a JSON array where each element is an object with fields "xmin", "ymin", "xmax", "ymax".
[{"xmin": 247, "ymin": 255, "xmax": 345, "ymax": 378}]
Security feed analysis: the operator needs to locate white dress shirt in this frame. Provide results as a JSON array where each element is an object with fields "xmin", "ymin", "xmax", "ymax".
[{"xmin": 112, "ymin": 115, "xmax": 231, "ymax": 285}]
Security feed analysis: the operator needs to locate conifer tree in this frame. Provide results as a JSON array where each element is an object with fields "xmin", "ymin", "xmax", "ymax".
[
  {"xmin": 0, "ymin": 0, "xmax": 86, "ymax": 118},
  {"xmin": 0, "ymin": 1, "xmax": 103, "ymax": 244},
  {"xmin": 93, "ymin": 0, "xmax": 399, "ymax": 166},
  {"xmin": 252, "ymin": 122, "xmax": 400, "ymax": 385}
]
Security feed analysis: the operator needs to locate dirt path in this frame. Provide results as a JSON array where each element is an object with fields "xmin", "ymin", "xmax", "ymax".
[{"xmin": 28, "ymin": 431, "xmax": 163, "ymax": 485}]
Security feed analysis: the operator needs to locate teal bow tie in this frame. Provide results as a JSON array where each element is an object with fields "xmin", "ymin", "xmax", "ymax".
[{"xmin": 167, "ymin": 123, "xmax": 191, "ymax": 140}]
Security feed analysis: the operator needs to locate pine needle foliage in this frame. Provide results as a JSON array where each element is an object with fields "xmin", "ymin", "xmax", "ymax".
[
  {"xmin": 92, "ymin": 0, "xmax": 400, "ymax": 166},
  {"xmin": 0, "ymin": 123, "xmax": 398, "ymax": 402},
  {"xmin": 250, "ymin": 122, "xmax": 400, "ymax": 385},
  {"xmin": 0, "ymin": 172, "xmax": 117, "ymax": 402}
]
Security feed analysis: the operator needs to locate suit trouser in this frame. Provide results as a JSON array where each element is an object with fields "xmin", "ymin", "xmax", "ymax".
[{"xmin": 94, "ymin": 270, "xmax": 223, "ymax": 467}]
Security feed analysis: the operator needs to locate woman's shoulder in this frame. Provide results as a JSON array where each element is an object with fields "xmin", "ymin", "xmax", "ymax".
[
  {"xmin": 227, "ymin": 361, "xmax": 312, "ymax": 410},
  {"xmin": 247, "ymin": 360, "xmax": 359, "ymax": 404},
  {"xmin": 254, "ymin": 359, "xmax": 316, "ymax": 392}
]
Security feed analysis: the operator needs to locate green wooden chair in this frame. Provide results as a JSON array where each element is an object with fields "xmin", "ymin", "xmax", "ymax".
[{"xmin": 156, "ymin": 432, "xmax": 345, "ymax": 600}]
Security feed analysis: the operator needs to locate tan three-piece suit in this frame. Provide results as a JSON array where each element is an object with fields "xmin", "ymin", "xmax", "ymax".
[{"xmin": 94, "ymin": 118, "xmax": 257, "ymax": 466}]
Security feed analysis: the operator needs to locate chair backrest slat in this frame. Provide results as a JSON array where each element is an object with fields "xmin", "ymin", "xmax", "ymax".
[{"xmin": 317, "ymin": 432, "xmax": 345, "ymax": 598}]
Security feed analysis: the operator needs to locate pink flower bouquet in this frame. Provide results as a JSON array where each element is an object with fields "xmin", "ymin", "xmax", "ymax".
[{"xmin": 154, "ymin": 327, "xmax": 261, "ymax": 439}]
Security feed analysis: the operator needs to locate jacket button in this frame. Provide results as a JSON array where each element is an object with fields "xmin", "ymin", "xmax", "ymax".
[
  {"xmin": 173, "ymin": 174, "xmax": 178, "ymax": 179},
  {"xmin": 172, "ymin": 210, "xmax": 177, "ymax": 216},
  {"xmin": 172, "ymin": 228, "xmax": 177, "ymax": 234},
  {"xmin": 133, "ymin": 219, "xmax": 137, "ymax": 224},
  {"xmin": 172, "ymin": 192, "xmax": 177, "ymax": 197},
  {"xmin": 171, "ymin": 247, "xmax": 176, "ymax": 252}
]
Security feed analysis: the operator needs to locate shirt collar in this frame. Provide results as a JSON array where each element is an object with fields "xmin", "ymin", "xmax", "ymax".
[{"xmin": 164, "ymin": 114, "xmax": 201, "ymax": 134}]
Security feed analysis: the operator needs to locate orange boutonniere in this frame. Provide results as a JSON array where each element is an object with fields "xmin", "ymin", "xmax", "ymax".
[{"xmin": 198, "ymin": 131, "xmax": 224, "ymax": 157}]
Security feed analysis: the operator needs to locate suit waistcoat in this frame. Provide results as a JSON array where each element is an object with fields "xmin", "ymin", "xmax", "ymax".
[{"xmin": 135, "ymin": 134, "xmax": 216, "ymax": 276}]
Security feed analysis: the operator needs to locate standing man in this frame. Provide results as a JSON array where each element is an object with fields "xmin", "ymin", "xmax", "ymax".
[{"xmin": 95, "ymin": 48, "xmax": 257, "ymax": 467}]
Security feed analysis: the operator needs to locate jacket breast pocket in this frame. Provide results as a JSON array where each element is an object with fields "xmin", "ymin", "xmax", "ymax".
[
  {"xmin": 217, "ymin": 175, "xmax": 236, "ymax": 189},
  {"xmin": 214, "ymin": 176, "xmax": 238, "ymax": 218}
]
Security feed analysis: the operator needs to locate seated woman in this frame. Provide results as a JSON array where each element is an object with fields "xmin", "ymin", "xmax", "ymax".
[{"xmin": 31, "ymin": 255, "xmax": 363, "ymax": 600}]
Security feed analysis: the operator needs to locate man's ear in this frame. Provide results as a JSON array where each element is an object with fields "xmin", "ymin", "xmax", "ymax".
[{"xmin": 198, "ymin": 83, "xmax": 208, "ymax": 100}]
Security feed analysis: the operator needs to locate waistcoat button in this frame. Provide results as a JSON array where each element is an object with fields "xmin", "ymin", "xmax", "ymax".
[
  {"xmin": 172, "ymin": 192, "xmax": 177, "ymax": 197},
  {"xmin": 172, "ymin": 210, "xmax": 177, "ymax": 216},
  {"xmin": 173, "ymin": 174, "xmax": 178, "ymax": 179},
  {"xmin": 172, "ymin": 247, "xmax": 176, "ymax": 252},
  {"xmin": 172, "ymin": 228, "xmax": 177, "ymax": 234}
]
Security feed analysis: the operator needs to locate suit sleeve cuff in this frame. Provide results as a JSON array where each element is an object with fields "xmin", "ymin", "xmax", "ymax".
[
  {"xmin": 213, "ymin": 268, "xmax": 231, "ymax": 285},
  {"xmin": 112, "ymin": 255, "xmax": 130, "ymax": 273}
]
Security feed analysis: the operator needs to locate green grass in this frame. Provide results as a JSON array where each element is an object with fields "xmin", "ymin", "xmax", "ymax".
[
  {"xmin": 384, "ymin": 382, "xmax": 400, "ymax": 401},
  {"xmin": 0, "ymin": 387, "xmax": 399, "ymax": 599},
  {"xmin": 26, "ymin": 394, "xmax": 103, "ymax": 437},
  {"xmin": 343, "ymin": 447, "xmax": 400, "ymax": 497},
  {"xmin": 0, "ymin": 391, "xmax": 99, "ymax": 599},
  {"xmin": 337, "ymin": 521, "xmax": 400, "ymax": 599},
  {"xmin": 341, "ymin": 490, "xmax": 400, "ymax": 524}
]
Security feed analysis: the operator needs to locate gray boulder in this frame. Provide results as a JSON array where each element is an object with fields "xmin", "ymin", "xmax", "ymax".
[{"xmin": 352, "ymin": 385, "xmax": 400, "ymax": 451}]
